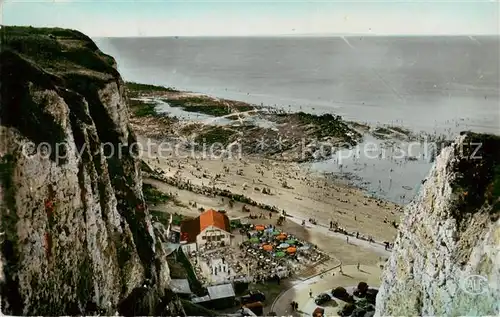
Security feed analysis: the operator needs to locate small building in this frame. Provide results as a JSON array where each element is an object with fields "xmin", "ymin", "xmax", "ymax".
[
  {"xmin": 191, "ymin": 283, "xmax": 236, "ymax": 309},
  {"xmin": 180, "ymin": 209, "xmax": 232, "ymax": 253},
  {"xmin": 169, "ymin": 278, "xmax": 192, "ymax": 295}
]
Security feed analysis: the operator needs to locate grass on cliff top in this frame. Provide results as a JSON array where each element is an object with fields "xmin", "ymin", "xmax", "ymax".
[{"xmin": 2, "ymin": 26, "xmax": 117, "ymax": 76}]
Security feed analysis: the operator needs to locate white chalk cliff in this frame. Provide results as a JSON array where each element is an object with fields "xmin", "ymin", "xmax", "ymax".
[{"xmin": 375, "ymin": 133, "xmax": 500, "ymax": 316}]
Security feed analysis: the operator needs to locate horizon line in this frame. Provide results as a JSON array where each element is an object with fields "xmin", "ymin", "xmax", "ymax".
[{"xmin": 94, "ymin": 33, "xmax": 500, "ymax": 39}]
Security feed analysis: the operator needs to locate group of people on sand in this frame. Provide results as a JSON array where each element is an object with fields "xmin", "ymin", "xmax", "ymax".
[{"xmin": 328, "ymin": 220, "xmax": 377, "ymax": 244}]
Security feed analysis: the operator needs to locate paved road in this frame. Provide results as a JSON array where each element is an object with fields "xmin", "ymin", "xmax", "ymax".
[{"xmin": 271, "ymin": 265, "xmax": 382, "ymax": 316}]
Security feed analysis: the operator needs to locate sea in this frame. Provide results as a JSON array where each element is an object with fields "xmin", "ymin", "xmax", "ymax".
[{"xmin": 94, "ymin": 36, "xmax": 500, "ymax": 203}]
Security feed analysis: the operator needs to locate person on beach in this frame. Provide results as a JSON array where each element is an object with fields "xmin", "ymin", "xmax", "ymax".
[
  {"xmin": 309, "ymin": 290, "xmax": 313, "ymax": 298},
  {"xmin": 357, "ymin": 263, "xmax": 360, "ymax": 271}
]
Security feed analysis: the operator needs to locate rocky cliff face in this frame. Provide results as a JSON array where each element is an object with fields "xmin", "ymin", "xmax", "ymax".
[
  {"xmin": 0, "ymin": 27, "xmax": 178, "ymax": 315},
  {"xmin": 375, "ymin": 133, "xmax": 500, "ymax": 316}
]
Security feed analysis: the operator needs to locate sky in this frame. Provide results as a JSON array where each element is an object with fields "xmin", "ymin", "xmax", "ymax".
[{"xmin": 1, "ymin": 0, "xmax": 499, "ymax": 37}]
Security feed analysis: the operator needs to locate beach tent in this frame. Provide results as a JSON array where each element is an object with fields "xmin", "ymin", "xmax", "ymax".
[
  {"xmin": 275, "ymin": 251, "xmax": 286, "ymax": 257},
  {"xmin": 278, "ymin": 243, "xmax": 290, "ymax": 248},
  {"xmin": 286, "ymin": 246, "xmax": 297, "ymax": 253},
  {"xmin": 262, "ymin": 244, "xmax": 273, "ymax": 251}
]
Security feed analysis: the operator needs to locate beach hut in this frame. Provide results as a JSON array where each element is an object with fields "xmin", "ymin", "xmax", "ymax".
[
  {"xmin": 262, "ymin": 244, "xmax": 273, "ymax": 251},
  {"xmin": 286, "ymin": 246, "xmax": 297, "ymax": 253}
]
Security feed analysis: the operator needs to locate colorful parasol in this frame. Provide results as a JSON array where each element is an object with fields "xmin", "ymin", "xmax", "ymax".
[
  {"xmin": 286, "ymin": 246, "xmax": 297, "ymax": 253},
  {"xmin": 275, "ymin": 251, "xmax": 286, "ymax": 257},
  {"xmin": 255, "ymin": 225, "xmax": 265, "ymax": 231},
  {"xmin": 262, "ymin": 244, "xmax": 273, "ymax": 251},
  {"xmin": 276, "ymin": 234, "xmax": 287, "ymax": 240}
]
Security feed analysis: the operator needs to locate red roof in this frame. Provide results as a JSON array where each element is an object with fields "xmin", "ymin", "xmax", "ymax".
[
  {"xmin": 199, "ymin": 209, "xmax": 230, "ymax": 232},
  {"xmin": 180, "ymin": 209, "xmax": 230, "ymax": 243}
]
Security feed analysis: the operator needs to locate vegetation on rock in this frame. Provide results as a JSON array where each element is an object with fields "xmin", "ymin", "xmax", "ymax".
[
  {"xmin": 195, "ymin": 126, "xmax": 237, "ymax": 146},
  {"xmin": 451, "ymin": 132, "xmax": 500, "ymax": 217},
  {"xmin": 126, "ymin": 82, "xmax": 178, "ymax": 96}
]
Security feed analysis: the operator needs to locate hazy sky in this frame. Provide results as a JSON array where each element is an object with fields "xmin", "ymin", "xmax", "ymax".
[{"xmin": 2, "ymin": 0, "xmax": 499, "ymax": 37}]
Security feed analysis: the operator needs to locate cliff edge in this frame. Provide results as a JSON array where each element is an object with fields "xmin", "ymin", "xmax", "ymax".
[
  {"xmin": 0, "ymin": 26, "xmax": 178, "ymax": 315},
  {"xmin": 375, "ymin": 132, "xmax": 500, "ymax": 315}
]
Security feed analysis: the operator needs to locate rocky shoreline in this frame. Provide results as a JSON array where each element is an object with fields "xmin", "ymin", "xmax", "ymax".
[{"xmin": 126, "ymin": 82, "xmax": 449, "ymax": 165}]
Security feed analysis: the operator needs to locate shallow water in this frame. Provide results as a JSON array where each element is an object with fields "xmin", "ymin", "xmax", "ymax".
[{"xmin": 309, "ymin": 135, "xmax": 434, "ymax": 203}]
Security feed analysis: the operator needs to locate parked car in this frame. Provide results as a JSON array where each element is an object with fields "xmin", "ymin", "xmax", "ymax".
[
  {"xmin": 314, "ymin": 293, "xmax": 331, "ymax": 305},
  {"xmin": 332, "ymin": 287, "xmax": 354, "ymax": 303},
  {"xmin": 241, "ymin": 291, "xmax": 266, "ymax": 305}
]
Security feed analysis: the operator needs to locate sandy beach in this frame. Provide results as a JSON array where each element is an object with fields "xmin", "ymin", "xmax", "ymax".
[
  {"xmin": 126, "ymin": 83, "xmax": 406, "ymax": 305},
  {"xmin": 138, "ymin": 133, "xmax": 400, "ymax": 264}
]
